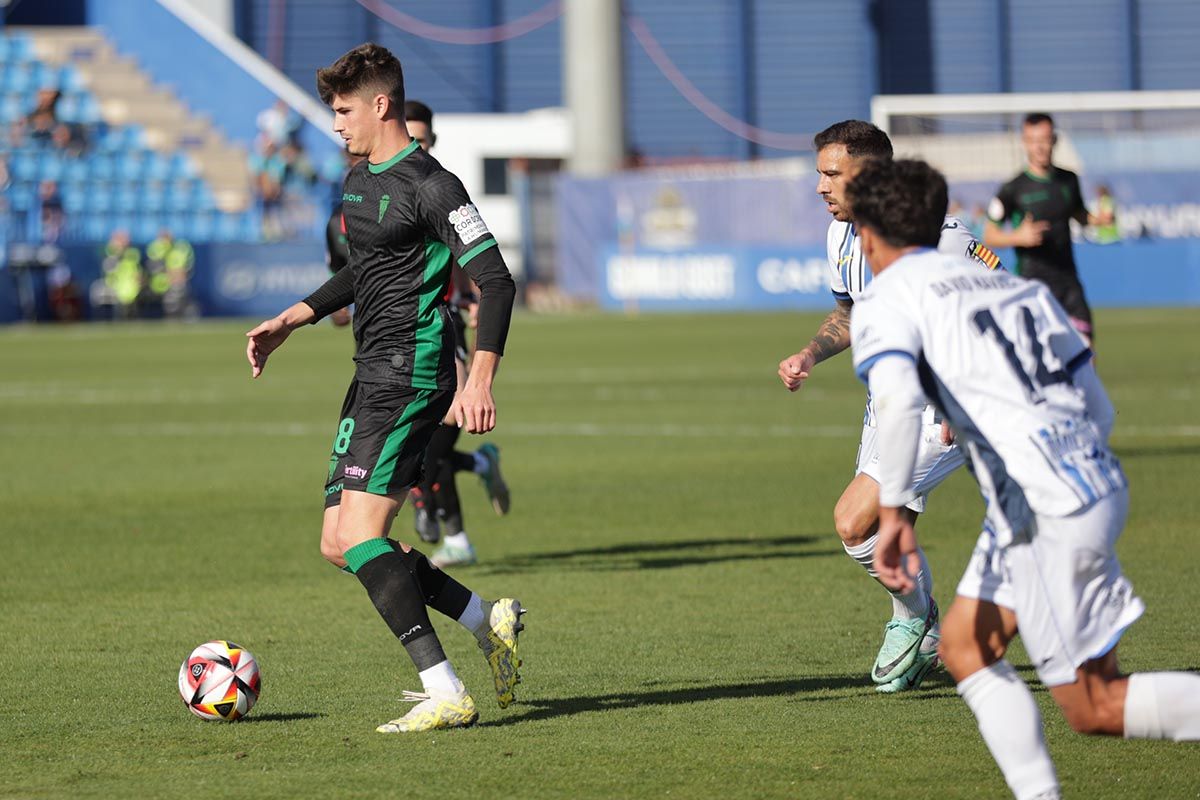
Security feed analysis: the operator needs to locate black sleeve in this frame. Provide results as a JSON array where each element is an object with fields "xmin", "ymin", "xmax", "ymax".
[
  {"xmin": 988, "ymin": 181, "xmax": 1013, "ymax": 224},
  {"xmin": 325, "ymin": 205, "xmax": 349, "ymax": 274},
  {"xmin": 1067, "ymin": 172, "xmax": 1088, "ymax": 220},
  {"xmin": 417, "ymin": 172, "xmax": 515, "ymax": 355},
  {"xmin": 302, "ymin": 264, "xmax": 354, "ymax": 323}
]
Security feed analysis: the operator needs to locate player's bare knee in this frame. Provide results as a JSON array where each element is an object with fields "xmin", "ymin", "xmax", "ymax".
[
  {"xmin": 1059, "ymin": 701, "xmax": 1114, "ymax": 736},
  {"xmin": 833, "ymin": 504, "xmax": 874, "ymax": 546},
  {"xmin": 319, "ymin": 537, "xmax": 343, "ymax": 565}
]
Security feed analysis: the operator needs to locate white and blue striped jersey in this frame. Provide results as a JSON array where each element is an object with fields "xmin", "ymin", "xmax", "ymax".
[
  {"xmin": 850, "ymin": 249, "xmax": 1126, "ymax": 544},
  {"xmin": 827, "ymin": 215, "xmax": 1001, "ymax": 303},
  {"xmin": 829, "ymin": 215, "xmax": 1002, "ymax": 427}
]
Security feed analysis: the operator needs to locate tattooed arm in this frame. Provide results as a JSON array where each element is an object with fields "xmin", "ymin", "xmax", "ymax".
[{"xmin": 777, "ymin": 297, "xmax": 853, "ymax": 391}]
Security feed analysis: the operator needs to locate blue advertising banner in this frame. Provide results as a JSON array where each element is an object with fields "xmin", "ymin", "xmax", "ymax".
[
  {"xmin": 1, "ymin": 241, "xmax": 330, "ymax": 323},
  {"xmin": 599, "ymin": 240, "xmax": 1200, "ymax": 311}
]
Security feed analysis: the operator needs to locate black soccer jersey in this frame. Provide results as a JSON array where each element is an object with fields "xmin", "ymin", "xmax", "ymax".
[
  {"xmin": 988, "ymin": 167, "xmax": 1087, "ymax": 283},
  {"xmin": 303, "ymin": 139, "xmax": 515, "ymax": 390}
]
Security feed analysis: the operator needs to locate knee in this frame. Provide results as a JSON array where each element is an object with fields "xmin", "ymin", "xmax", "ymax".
[
  {"xmin": 1058, "ymin": 684, "xmax": 1126, "ymax": 737},
  {"xmin": 938, "ymin": 616, "xmax": 1005, "ymax": 683},
  {"xmin": 1061, "ymin": 703, "xmax": 1111, "ymax": 736},
  {"xmin": 833, "ymin": 505, "xmax": 872, "ymax": 546},
  {"xmin": 319, "ymin": 537, "xmax": 345, "ymax": 566}
]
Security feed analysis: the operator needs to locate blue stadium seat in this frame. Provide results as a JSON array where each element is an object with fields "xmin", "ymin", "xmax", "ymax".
[
  {"xmin": 62, "ymin": 158, "xmax": 90, "ymax": 186},
  {"xmin": 75, "ymin": 95, "xmax": 102, "ymax": 125},
  {"xmin": 183, "ymin": 212, "xmax": 214, "ymax": 241},
  {"xmin": 38, "ymin": 152, "xmax": 65, "ymax": 182},
  {"xmin": 114, "ymin": 186, "xmax": 139, "ymax": 215},
  {"xmin": 87, "ymin": 188, "xmax": 113, "ymax": 215},
  {"xmin": 139, "ymin": 185, "xmax": 166, "ymax": 215},
  {"xmin": 1, "ymin": 36, "xmax": 33, "ymax": 63},
  {"xmin": 58, "ymin": 65, "xmax": 87, "ymax": 94},
  {"xmin": 12, "ymin": 154, "xmax": 39, "ymax": 182},
  {"xmin": 142, "ymin": 153, "xmax": 171, "ymax": 182},
  {"xmin": 61, "ymin": 185, "xmax": 87, "ymax": 214},
  {"xmin": 88, "ymin": 153, "xmax": 115, "ymax": 182},
  {"xmin": 2, "ymin": 66, "xmax": 34, "ymax": 94},
  {"xmin": 115, "ymin": 152, "xmax": 144, "ymax": 183},
  {"xmin": 168, "ymin": 152, "xmax": 196, "ymax": 179},
  {"xmin": 0, "ymin": 95, "xmax": 22, "ymax": 123},
  {"xmin": 133, "ymin": 215, "xmax": 160, "ymax": 243},
  {"xmin": 9, "ymin": 183, "xmax": 37, "ymax": 211},
  {"xmin": 83, "ymin": 213, "xmax": 109, "ymax": 241}
]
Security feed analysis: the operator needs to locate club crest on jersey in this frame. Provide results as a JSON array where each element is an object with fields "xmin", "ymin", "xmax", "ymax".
[
  {"xmin": 378, "ymin": 194, "xmax": 390, "ymax": 223},
  {"xmin": 448, "ymin": 204, "xmax": 489, "ymax": 245}
]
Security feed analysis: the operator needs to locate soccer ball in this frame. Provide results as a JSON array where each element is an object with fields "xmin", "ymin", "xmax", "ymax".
[{"xmin": 178, "ymin": 640, "xmax": 261, "ymax": 721}]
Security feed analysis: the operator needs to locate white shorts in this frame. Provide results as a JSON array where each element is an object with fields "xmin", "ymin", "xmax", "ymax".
[
  {"xmin": 955, "ymin": 488, "xmax": 1144, "ymax": 687},
  {"xmin": 856, "ymin": 422, "xmax": 964, "ymax": 514}
]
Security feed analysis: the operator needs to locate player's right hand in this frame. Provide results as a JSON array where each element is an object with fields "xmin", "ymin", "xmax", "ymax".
[
  {"xmin": 873, "ymin": 508, "xmax": 921, "ymax": 594},
  {"xmin": 1013, "ymin": 215, "xmax": 1051, "ymax": 247},
  {"xmin": 245, "ymin": 317, "xmax": 292, "ymax": 378},
  {"xmin": 778, "ymin": 351, "xmax": 816, "ymax": 392}
]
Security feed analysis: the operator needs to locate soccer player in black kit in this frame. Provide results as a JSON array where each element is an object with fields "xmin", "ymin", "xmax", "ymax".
[
  {"xmin": 324, "ymin": 101, "xmax": 511, "ymax": 567},
  {"xmin": 984, "ymin": 113, "xmax": 1113, "ymax": 346},
  {"xmin": 246, "ymin": 44, "xmax": 524, "ymax": 733}
]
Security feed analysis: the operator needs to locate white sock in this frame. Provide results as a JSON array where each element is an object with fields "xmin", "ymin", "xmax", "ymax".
[
  {"xmin": 457, "ymin": 593, "xmax": 491, "ymax": 642},
  {"xmin": 957, "ymin": 661, "xmax": 1059, "ymax": 800},
  {"xmin": 471, "ymin": 451, "xmax": 488, "ymax": 474},
  {"xmin": 843, "ymin": 534, "xmax": 931, "ymax": 620},
  {"xmin": 1124, "ymin": 671, "xmax": 1200, "ymax": 741},
  {"xmin": 418, "ymin": 659, "xmax": 464, "ymax": 696},
  {"xmin": 443, "ymin": 531, "xmax": 472, "ymax": 549}
]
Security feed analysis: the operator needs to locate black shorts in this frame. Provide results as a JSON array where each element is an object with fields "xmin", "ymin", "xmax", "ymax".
[
  {"xmin": 1028, "ymin": 271, "xmax": 1093, "ymax": 335},
  {"xmin": 324, "ymin": 380, "xmax": 454, "ymax": 508}
]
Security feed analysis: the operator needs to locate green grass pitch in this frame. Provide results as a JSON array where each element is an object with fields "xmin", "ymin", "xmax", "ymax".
[{"xmin": 1, "ymin": 308, "xmax": 1198, "ymax": 799}]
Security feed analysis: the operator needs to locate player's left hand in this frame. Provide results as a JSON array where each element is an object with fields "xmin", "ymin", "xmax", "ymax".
[
  {"xmin": 245, "ymin": 317, "xmax": 292, "ymax": 378},
  {"xmin": 874, "ymin": 507, "xmax": 921, "ymax": 593},
  {"xmin": 451, "ymin": 381, "xmax": 496, "ymax": 434},
  {"xmin": 940, "ymin": 420, "xmax": 955, "ymax": 445}
]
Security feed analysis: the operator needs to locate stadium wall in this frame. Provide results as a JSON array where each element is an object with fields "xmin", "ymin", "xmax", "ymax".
[{"xmin": 230, "ymin": 0, "xmax": 1200, "ymax": 161}]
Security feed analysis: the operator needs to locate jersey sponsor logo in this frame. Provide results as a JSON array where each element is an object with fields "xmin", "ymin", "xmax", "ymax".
[
  {"xmin": 343, "ymin": 193, "xmax": 364, "ymax": 203},
  {"xmin": 448, "ymin": 203, "xmax": 490, "ymax": 245},
  {"xmin": 378, "ymin": 194, "xmax": 390, "ymax": 223},
  {"xmin": 344, "ymin": 465, "xmax": 368, "ymax": 480},
  {"xmin": 967, "ymin": 240, "xmax": 1002, "ymax": 270}
]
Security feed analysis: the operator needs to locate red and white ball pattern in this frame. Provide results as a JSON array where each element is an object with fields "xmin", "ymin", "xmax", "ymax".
[{"xmin": 178, "ymin": 640, "xmax": 261, "ymax": 721}]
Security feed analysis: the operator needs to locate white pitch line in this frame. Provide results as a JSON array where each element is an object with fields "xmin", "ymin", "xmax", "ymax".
[{"xmin": 0, "ymin": 421, "xmax": 1196, "ymax": 439}]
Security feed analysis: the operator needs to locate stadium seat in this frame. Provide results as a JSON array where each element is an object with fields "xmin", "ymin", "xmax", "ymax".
[
  {"xmin": 88, "ymin": 154, "xmax": 115, "ymax": 182},
  {"xmin": 82, "ymin": 213, "xmax": 109, "ymax": 241},
  {"xmin": 87, "ymin": 189, "xmax": 113, "ymax": 215}
]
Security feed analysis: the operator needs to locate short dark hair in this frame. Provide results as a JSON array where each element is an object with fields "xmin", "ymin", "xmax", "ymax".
[
  {"xmin": 317, "ymin": 43, "xmax": 405, "ymax": 109},
  {"xmin": 1023, "ymin": 112, "xmax": 1054, "ymax": 128},
  {"xmin": 404, "ymin": 100, "xmax": 434, "ymax": 128},
  {"xmin": 813, "ymin": 120, "xmax": 893, "ymax": 161},
  {"xmin": 845, "ymin": 158, "xmax": 947, "ymax": 249}
]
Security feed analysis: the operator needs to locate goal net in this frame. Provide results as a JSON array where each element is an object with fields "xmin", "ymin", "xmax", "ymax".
[{"xmin": 870, "ymin": 90, "xmax": 1200, "ymax": 182}]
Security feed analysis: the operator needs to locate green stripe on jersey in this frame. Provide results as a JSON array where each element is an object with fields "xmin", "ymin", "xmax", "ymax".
[
  {"xmin": 459, "ymin": 237, "xmax": 498, "ymax": 266},
  {"xmin": 367, "ymin": 389, "xmax": 436, "ymax": 495},
  {"xmin": 367, "ymin": 139, "xmax": 421, "ymax": 174},
  {"xmin": 412, "ymin": 239, "xmax": 452, "ymax": 388}
]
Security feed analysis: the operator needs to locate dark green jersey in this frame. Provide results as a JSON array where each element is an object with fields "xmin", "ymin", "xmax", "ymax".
[
  {"xmin": 987, "ymin": 166, "xmax": 1087, "ymax": 282},
  {"xmin": 304, "ymin": 140, "xmax": 514, "ymax": 390}
]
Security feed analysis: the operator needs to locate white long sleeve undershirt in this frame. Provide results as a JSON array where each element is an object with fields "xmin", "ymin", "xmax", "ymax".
[{"xmin": 866, "ymin": 355, "xmax": 926, "ymax": 508}]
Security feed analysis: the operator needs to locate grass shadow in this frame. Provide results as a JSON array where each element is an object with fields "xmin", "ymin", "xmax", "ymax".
[
  {"xmin": 479, "ymin": 673, "xmax": 908, "ymax": 728},
  {"xmin": 239, "ymin": 711, "xmax": 325, "ymax": 724},
  {"xmin": 471, "ymin": 534, "xmax": 839, "ymax": 575},
  {"xmin": 1114, "ymin": 443, "xmax": 1200, "ymax": 460}
]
